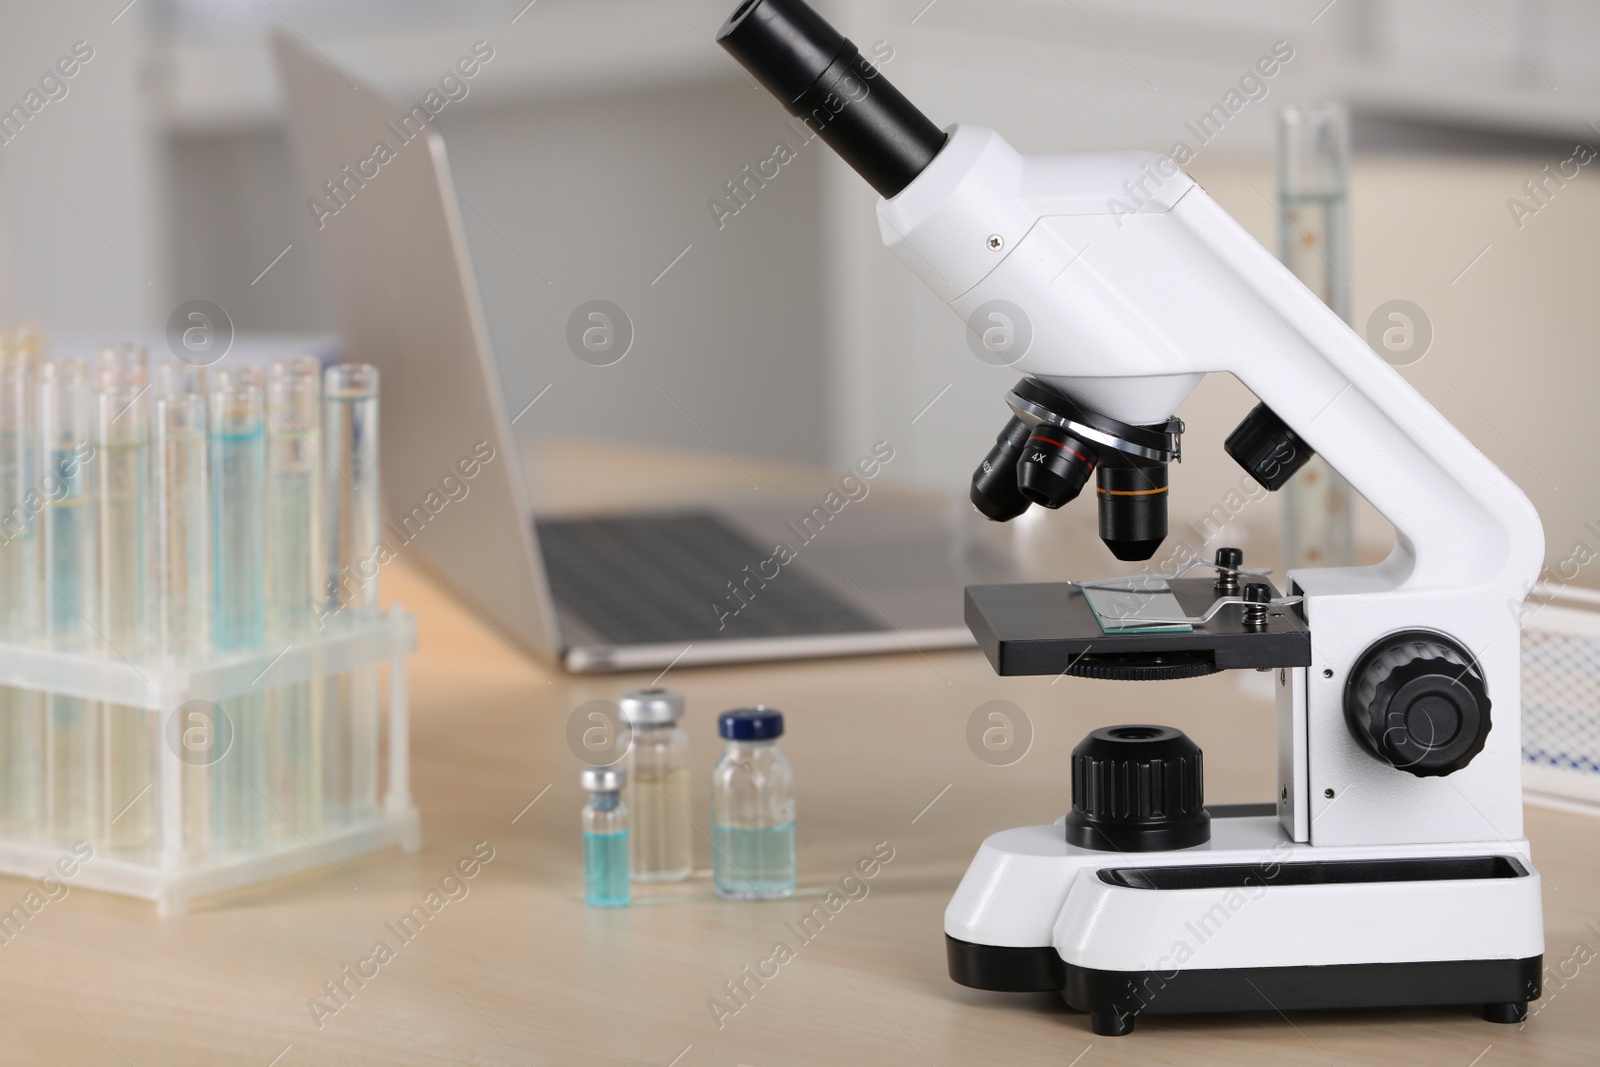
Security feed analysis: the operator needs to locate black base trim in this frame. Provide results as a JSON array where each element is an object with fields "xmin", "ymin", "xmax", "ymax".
[
  {"xmin": 947, "ymin": 937, "xmax": 1541, "ymax": 1035},
  {"xmin": 947, "ymin": 937, "xmax": 1064, "ymax": 993},
  {"xmin": 1205, "ymin": 802, "xmax": 1277, "ymax": 819}
]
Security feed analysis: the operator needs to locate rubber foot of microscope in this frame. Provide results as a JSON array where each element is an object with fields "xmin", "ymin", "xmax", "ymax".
[
  {"xmin": 1482, "ymin": 1002, "xmax": 1527, "ymax": 1024},
  {"xmin": 1090, "ymin": 1010, "xmax": 1136, "ymax": 1036}
]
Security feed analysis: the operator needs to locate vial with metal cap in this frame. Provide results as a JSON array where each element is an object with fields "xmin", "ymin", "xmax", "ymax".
[
  {"xmin": 711, "ymin": 707, "xmax": 795, "ymax": 900},
  {"xmin": 581, "ymin": 765, "xmax": 630, "ymax": 907},
  {"xmin": 620, "ymin": 688, "xmax": 692, "ymax": 883}
]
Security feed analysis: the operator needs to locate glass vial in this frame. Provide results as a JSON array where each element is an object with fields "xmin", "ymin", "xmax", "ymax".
[
  {"xmin": 581, "ymin": 766, "xmax": 630, "ymax": 907},
  {"xmin": 711, "ymin": 707, "xmax": 795, "ymax": 900},
  {"xmin": 1277, "ymin": 103, "xmax": 1355, "ymax": 569},
  {"xmin": 620, "ymin": 688, "xmax": 692, "ymax": 883}
]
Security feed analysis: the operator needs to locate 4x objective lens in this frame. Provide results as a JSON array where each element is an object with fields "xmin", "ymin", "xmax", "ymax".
[{"xmin": 1016, "ymin": 426, "xmax": 1096, "ymax": 509}]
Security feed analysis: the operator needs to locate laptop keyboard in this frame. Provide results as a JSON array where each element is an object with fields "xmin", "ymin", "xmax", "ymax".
[{"xmin": 537, "ymin": 511, "xmax": 884, "ymax": 645}]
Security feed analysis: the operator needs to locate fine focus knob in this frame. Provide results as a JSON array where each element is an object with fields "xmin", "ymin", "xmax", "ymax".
[
  {"xmin": 1065, "ymin": 725, "xmax": 1210, "ymax": 852},
  {"xmin": 1344, "ymin": 631, "xmax": 1491, "ymax": 778}
]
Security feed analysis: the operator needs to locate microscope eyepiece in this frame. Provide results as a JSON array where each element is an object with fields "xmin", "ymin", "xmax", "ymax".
[
  {"xmin": 717, "ymin": 0, "xmax": 947, "ymax": 198},
  {"xmin": 719, "ymin": 0, "xmax": 847, "ymax": 104}
]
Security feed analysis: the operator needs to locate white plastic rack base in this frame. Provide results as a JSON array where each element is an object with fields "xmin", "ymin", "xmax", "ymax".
[{"xmin": 0, "ymin": 607, "xmax": 420, "ymax": 914}]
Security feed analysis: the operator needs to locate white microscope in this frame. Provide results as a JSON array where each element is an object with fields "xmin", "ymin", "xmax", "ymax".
[{"xmin": 720, "ymin": 0, "xmax": 1544, "ymax": 1036}]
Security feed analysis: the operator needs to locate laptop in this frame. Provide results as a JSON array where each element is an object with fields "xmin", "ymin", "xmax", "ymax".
[{"xmin": 272, "ymin": 35, "xmax": 1007, "ymax": 671}]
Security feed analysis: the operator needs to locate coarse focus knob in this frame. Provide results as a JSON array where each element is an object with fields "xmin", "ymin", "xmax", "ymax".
[
  {"xmin": 1344, "ymin": 631, "xmax": 1492, "ymax": 778},
  {"xmin": 1065, "ymin": 725, "xmax": 1210, "ymax": 852}
]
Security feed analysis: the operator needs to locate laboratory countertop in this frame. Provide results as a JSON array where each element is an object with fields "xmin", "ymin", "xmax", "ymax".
[
  {"xmin": 0, "ymin": 557, "xmax": 1593, "ymax": 1065},
  {"xmin": 3, "ymin": 447, "xmax": 1598, "ymax": 1065}
]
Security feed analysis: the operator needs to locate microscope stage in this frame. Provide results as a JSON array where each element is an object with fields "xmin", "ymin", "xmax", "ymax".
[{"xmin": 966, "ymin": 578, "xmax": 1312, "ymax": 677}]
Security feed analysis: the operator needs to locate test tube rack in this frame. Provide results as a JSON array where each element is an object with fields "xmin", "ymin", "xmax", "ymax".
[
  {"xmin": 0, "ymin": 607, "xmax": 419, "ymax": 914},
  {"xmin": 1522, "ymin": 583, "xmax": 1600, "ymax": 815}
]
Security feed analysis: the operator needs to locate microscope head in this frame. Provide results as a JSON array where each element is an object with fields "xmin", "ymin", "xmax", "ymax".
[{"xmin": 719, "ymin": 0, "xmax": 1189, "ymax": 562}]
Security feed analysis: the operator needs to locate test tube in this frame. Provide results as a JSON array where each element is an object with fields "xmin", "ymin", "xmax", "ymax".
[
  {"xmin": 210, "ymin": 365, "xmax": 266, "ymax": 851},
  {"xmin": 153, "ymin": 363, "xmax": 210, "ymax": 854},
  {"xmin": 1277, "ymin": 103, "xmax": 1355, "ymax": 569},
  {"xmin": 0, "ymin": 335, "xmax": 42, "ymax": 836},
  {"xmin": 40, "ymin": 358, "xmax": 99, "ymax": 841},
  {"xmin": 323, "ymin": 363, "xmax": 380, "ymax": 824},
  {"xmin": 265, "ymin": 356, "xmax": 322, "ymax": 834},
  {"xmin": 95, "ymin": 342, "xmax": 156, "ymax": 852},
  {"xmin": 154, "ymin": 363, "xmax": 208, "ymax": 659}
]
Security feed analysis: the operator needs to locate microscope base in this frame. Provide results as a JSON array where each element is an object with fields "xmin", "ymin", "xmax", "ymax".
[
  {"xmin": 945, "ymin": 815, "xmax": 1544, "ymax": 1034},
  {"xmin": 948, "ymin": 937, "xmax": 1539, "ymax": 1035}
]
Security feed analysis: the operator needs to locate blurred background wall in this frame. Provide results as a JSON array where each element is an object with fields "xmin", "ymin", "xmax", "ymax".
[{"xmin": 1, "ymin": 0, "xmax": 1597, "ymax": 580}]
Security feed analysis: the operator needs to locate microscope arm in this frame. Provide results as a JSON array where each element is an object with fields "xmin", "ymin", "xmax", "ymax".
[{"xmin": 879, "ymin": 124, "xmax": 1544, "ymax": 602}]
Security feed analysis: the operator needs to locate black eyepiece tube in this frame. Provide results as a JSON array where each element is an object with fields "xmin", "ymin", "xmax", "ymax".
[{"xmin": 717, "ymin": 0, "xmax": 947, "ymax": 198}]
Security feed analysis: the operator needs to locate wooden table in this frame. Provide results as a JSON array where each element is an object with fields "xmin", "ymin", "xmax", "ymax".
[{"xmin": 3, "ymin": 449, "xmax": 1597, "ymax": 1065}]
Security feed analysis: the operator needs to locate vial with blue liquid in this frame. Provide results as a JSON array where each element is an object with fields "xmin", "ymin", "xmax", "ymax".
[
  {"xmin": 712, "ymin": 707, "xmax": 796, "ymax": 900},
  {"xmin": 581, "ymin": 766, "xmax": 630, "ymax": 907}
]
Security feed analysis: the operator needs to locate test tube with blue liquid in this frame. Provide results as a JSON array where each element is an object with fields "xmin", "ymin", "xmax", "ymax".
[
  {"xmin": 0, "ymin": 334, "xmax": 42, "ymax": 836},
  {"xmin": 582, "ymin": 766, "xmax": 630, "ymax": 907},
  {"xmin": 322, "ymin": 363, "xmax": 380, "ymax": 823},
  {"xmin": 40, "ymin": 357, "xmax": 99, "ymax": 842},
  {"xmin": 265, "ymin": 356, "xmax": 322, "ymax": 834},
  {"xmin": 153, "ymin": 361, "xmax": 210, "ymax": 854},
  {"xmin": 210, "ymin": 365, "xmax": 266, "ymax": 851},
  {"xmin": 95, "ymin": 343, "xmax": 156, "ymax": 851}
]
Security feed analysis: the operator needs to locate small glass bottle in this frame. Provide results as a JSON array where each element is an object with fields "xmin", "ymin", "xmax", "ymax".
[
  {"xmin": 711, "ymin": 707, "xmax": 795, "ymax": 900},
  {"xmin": 581, "ymin": 766, "xmax": 630, "ymax": 907},
  {"xmin": 620, "ymin": 688, "xmax": 693, "ymax": 882}
]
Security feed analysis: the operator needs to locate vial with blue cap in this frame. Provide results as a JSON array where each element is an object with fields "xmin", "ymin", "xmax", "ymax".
[
  {"xmin": 581, "ymin": 765, "xmax": 630, "ymax": 907},
  {"xmin": 711, "ymin": 707, "xmax": 795, "ymax": 900}
]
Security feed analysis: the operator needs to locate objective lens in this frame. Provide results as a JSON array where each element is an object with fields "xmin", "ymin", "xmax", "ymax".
[
  {"xmin": 970, "ymin": 416, "xmax": 1032, "ymax": 522},
  {"xmin": 1097, "ymin": 462, "xmax": 1168, "ymax": 561},
  {"xmin": 1016, "ymin": 425, "xmax": 1096, "ymax": 510}
]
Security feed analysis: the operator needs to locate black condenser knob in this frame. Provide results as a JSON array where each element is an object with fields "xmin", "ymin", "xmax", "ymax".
[
  {"xmin": 1224, "ymin": 402, "xmax": 1314, "ymax": 491},
  {"xmin": 1065, "ymin": 725, "xmax": 1210, "ymax": 852},
  {"xmin": 1344, "ymin": 631, "xmax": 1492, "ymax": 777}
]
